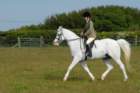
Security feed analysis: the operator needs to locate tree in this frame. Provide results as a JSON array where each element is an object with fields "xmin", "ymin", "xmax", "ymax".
[{"xmin": 44, "ymin": 5, "xmax": 140, "ymax": 31}]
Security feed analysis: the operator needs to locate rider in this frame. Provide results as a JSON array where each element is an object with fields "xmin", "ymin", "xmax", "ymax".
[{"xmin": 80, "ymin": 11, "xmax": 96, "ymax": 58}]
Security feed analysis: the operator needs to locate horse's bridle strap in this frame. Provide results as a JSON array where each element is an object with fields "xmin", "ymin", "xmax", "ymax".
[{"xmin": 66, "ymin": 38, "xmax": 80, "ymax": 42}]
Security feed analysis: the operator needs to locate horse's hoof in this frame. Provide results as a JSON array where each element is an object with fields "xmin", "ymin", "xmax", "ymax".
[
  {"xmin": 63, "ymin": 79, "xmax": 66, "ymax": 81},
  {"xmin": 101, "ymin": 78, "xmax": 104, "ymax": 80},
  {"xmin": 124, "ymin": 78, "xmax": 128, "ymax": 82},
  {"xmin": 91, "ymin": 77, "xmax": 95, "ymax": 81},
  {"xmin": 63, "ymin": 78, "xmax": 67, "ymax": 81},
  {"xmin": 101, "ymin": 76, "xmax": 105, "ymax": 80}
]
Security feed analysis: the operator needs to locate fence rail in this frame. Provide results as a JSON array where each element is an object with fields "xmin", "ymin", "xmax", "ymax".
[
  {"xmin": 123, "ymin": 36, "xmax": 140, "ymax": 46},
  {"xmin": 17, "ymin": 36, "xmax": 44, "ymax": 47},
  {"xmin": 0, "ymin": 35, "xmax": 139, "ymax": 47},
  {"xmin": 99, "ymin": 35, "xmax": 140, "ymax": 46}
]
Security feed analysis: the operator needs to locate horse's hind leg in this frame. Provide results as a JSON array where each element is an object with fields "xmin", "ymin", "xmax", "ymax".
[
  {"xmin": 101, "ymin": 59, "xmax": 114, "ymax": 80},
  {"xmin": 109, "ymin": 51, "xmax": 128, "ymax": 81},
  {"xmin": 115, "ymin": 59, "xmax": 128, "ymax": 81},
  {"xmin": 80, "ymin": 61, "xmax": 95, "ymax": 80},
  {"xmin": 108, "ymin": 46, "xmax": 128, "ymax": 81}
]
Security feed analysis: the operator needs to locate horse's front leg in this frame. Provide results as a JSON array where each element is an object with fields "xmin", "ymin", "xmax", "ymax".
[
  {"xmin": 80, "ymin": 61, "xmax": 95, "ymax": 80},
  {"xmin": 63, "ymin": 57, "xmax": 81, "ymax": 81}
]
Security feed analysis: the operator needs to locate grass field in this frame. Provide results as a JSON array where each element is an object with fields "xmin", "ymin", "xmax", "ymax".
[{"xmin": 0, "ymin": 47, "xmax": 139, "ymax": 93}]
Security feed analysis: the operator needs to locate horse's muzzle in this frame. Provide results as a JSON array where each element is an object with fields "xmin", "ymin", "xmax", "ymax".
[{"xmin": 53, "ymin": 41, "xmax": 59, "ymax": 46}]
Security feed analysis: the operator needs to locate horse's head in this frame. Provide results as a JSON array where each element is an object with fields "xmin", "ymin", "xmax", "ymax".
[{"xmin": 53, "ymin": 26, "xmax": 65, "ymax": 46}]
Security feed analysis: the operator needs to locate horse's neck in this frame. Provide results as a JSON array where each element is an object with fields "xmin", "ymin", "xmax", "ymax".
[
  {"xmin": 62, "ymin": 29, "xmax": 83, "ymax": 55},
  {"xmin": 62, "ymin": 28, "xmax": 78, "ymax": 39},
  {"xmin": 67, "ymin": 39, "xmax": 83, "ymax": 56}
]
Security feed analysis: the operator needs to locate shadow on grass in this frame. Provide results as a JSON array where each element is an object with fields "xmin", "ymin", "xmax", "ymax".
[
  {"xmin": 43, "ymin": 73, "xmax": 63, "ymax": 81},
  {"xmin": 68, "ymin": 77, "xmax": 89, "ymax": 81},
  {"xmin": 44, "ymin": 73, "xmax": 95, "ymax": 82}
]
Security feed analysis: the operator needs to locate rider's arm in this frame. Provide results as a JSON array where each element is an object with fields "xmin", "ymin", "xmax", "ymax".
[{"xmin": 84, "ymin": 21, "xmax": 94, "ymax": 36}]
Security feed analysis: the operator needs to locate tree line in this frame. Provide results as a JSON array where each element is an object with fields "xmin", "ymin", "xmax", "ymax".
[{"xmin": 44, "ymin": 5, "xmax": 140, "ymax": 31}]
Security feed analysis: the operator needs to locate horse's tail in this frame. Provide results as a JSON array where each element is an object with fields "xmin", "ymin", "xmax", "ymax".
[{"xmin": 117, "ymin": 39, "xmax": 131, "ymax": 71}]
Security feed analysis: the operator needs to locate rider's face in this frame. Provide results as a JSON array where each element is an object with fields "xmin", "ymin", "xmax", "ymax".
[{"xmin": 84, "ymin": 17, "xmax": 90, "ymax": 23}]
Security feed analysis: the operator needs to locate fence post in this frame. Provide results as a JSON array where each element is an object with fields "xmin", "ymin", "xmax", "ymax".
[
  {"xmin": 135, "ymin": 35, "xmax": 138, "ymax": 46},
  {"xmin": 17, "ymin": 37, "xmax": 21, "ymax": 48},
  {"xmin": 40, "ymin": 36, "xmax": 44, "ymax": 47}
]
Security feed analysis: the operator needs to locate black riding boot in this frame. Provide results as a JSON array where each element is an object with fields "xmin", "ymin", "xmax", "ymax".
[{"xmin": 86, "ymin": 44, "xmax": 92, "ymax": 57}]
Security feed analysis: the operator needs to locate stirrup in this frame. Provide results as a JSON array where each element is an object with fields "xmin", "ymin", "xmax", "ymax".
[{"xmin": 84, "ymin": 55, "xmax": 87, "ymax": 60}]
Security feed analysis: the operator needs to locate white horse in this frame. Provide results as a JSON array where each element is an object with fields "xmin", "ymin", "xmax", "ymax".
[{"xmin": 53, "ymin": 26, "xmax": 131, "ymax": 81}]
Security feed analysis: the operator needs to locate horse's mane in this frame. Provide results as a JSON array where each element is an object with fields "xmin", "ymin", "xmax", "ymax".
[{"xmin": 62, "ymin": 28, "xmax": 80, "ymax": 38}]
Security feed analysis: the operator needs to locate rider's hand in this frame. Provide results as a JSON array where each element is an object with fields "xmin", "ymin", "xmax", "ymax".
[{"xmin": 80, "ymin": 32, "xmax": 84, "ymax": 37}]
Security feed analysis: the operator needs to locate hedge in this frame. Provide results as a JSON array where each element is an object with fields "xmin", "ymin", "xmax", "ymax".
[{"xmin": 0, "ymin": 29, "xmax": 139, "ymax": 46}]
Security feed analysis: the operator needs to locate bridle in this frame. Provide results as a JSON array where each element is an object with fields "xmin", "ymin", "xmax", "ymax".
[
  {"xmin": 55, "ymin": 28, "xmax": 85, "ymax": 55},
  {"xmin": 55, "ymin": 33, "xmax": 63, "ymax": 41},
  {"xmin": 56, "ymin": 30, "xmax": 80, "ymax": 42}
]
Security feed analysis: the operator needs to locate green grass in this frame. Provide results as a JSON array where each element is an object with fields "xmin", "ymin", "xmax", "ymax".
[{"xmin": 0, "ymin": 47, "xmax": 139, "ymax": 93}]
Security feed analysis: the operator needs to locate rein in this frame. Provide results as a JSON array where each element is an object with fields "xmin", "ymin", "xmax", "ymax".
[
  {"xmin": 61, "ymin": 30, "xmax": 85, "ymax": 55},
  {"xmin": 61, "ymin": 30, "xmax": 81, "ymax": 42},
  {"xmin": 65, "ymin": 38, "xmax": 80, "ymax": 42}
]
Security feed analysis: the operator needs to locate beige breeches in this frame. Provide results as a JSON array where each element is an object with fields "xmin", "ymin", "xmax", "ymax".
[{"xmin": 86, "ymin": 38, "xmax": 95, "ymax": 45}]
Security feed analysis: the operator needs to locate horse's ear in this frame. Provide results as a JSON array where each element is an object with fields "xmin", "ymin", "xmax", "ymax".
[
  {"xmin": 58, "ymin": 26, "xmax": 63, "ymax": 30},
  {"xmin": 59, "ymin": 26, "xmax": 63, "ymax": 29}
]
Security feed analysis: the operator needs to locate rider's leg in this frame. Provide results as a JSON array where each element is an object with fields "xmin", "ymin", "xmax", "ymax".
[
  {"xmin": 86, "ymin": 38, "xmax": 95, "ymax": 45},
  {"xmin": 86, "ymin": 38, "xmax": 95, "ymax": 57}
]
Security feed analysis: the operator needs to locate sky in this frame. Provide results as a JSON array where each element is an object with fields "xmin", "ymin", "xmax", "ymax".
[{"xmin": 0, "ymin": 0, "xmax": 140, "ymax": 31}]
